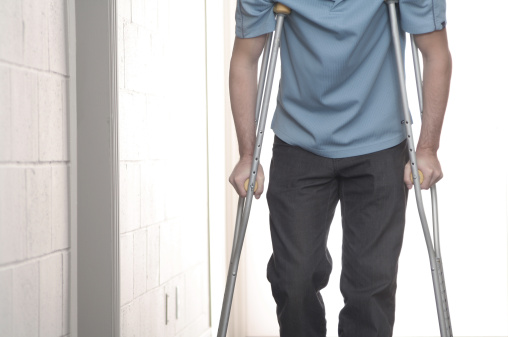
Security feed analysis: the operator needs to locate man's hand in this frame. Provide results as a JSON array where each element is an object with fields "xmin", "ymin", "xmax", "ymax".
[
  {"xmin": 404, "ymin": 149, "xmax": 443, "ymax": 190},
  {"xmin": 229, "ymin": 156, "xmax": 265, "ymax": 199}
]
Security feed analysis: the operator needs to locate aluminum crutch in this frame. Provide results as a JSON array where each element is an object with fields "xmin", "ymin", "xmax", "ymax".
[
  {"xmin": 217, "ymin": 4, "xmax": 291, "ymax": 337},
  {"xmin": 385, "ymin": 1, "xmax": 453, "ymax": 336}
]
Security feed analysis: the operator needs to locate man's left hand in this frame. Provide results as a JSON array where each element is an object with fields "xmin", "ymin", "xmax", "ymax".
[{"xmin": 404, "ymin": 149, "xmax": 443, "ymax": 190}]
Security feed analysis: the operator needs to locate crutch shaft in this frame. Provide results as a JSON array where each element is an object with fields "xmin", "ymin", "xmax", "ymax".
[
  {"xmin": 413, "ymin": 35, "xmax": 453, "ymax": 336},
  {"xmin": 386, "ymin": 2, "xmax": 451, "ymax": 336},
  {"xmin": 255, "ymin": 35, "xmax": 273, "ymax": 124},
  {"xmin": 217, "ymin": 11, "xmax": 288, "ymax": 337}
]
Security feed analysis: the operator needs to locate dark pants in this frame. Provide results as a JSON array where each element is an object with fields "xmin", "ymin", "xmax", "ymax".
[{"xmin": 266, "ymin": 136, "xmax": 409, "ymax": 337}]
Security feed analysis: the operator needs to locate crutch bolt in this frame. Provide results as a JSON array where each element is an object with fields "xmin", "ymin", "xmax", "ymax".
[
  {"xmin": 244, "ymin": 179, "xmax": 259, "ymax": 192},
  {"xmin": 410, "ymin": 170, "xmax": 424, "ymax": 184}
]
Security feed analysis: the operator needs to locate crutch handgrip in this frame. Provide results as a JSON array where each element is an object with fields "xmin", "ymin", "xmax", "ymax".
[
  {"xmin": 410, "ymin": 170, "xmax": 424, "ymax": 185},
  {"xmin": 274, "ymin": 3, "xmax": 291, "ymax": 15},
  {"xmin": 244, "ymin": 179, "xmax": 258, "ymax": 192}
]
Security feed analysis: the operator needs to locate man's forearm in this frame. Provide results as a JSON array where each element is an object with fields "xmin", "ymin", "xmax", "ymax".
[
  {"xmin": 415, "ymin": 29, "xmax": 452, "ymax": 153},
  {"xmin": 229, "ymin": 35, "xmax": 267, "ymax": 159},
  {"xmin": 230, "ymin": 59, "xmax": 258, "ymax": 158}
]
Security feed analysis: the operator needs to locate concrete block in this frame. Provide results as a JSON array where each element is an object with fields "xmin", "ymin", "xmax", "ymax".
[
  {"xmin": 120, "ymin": 298, "xmax": 139, "ymax": 337},
  {"xmin": 120, "ymin": 233, "xmax": 134, "ymax": 305},
  {"xmin": 11, "ymin": 67, "xmax": 39, "ymax": 162},
  {"xmin": 157, "ymin": 0, "xmax": 170, "ymax": 39},
  {"xmin": 118, "ymin": 0, "xmax": 131, "ymax": 22},
  {"xmin": 145, "ymin": 96, "xmax": 171, "ymax": 160},
  {"xmin": 185, "ymin": 264, "xmax": 209, "ymax": 322},
  {"xmin": 124, "ymin": 23, "xmax": 151, "ymax": 93},
  {"xmin": 160, "ymin": 220, "xmax": 181, "ymax": 283},
  {"xmin": 151, "ymin": 286, "xmax": 165, "ymax": 336},
  {"xmin": 0, "ymin": 65, "xmax": 12, "ymax": 161},
  {"xmin": 123, "ymin": 23, "xmax": 140, "ymax": 91},
  {"xmin": 145, "ymin": 0, "xmax": 158, "ymax": 31},
  {"xmin": 140, "ymin": 162, "xmax": 165, "ymax": 226},
  {"xmin": 131, "ymin": 0, "xmax": 145, "ymax": 27},
  {"xmin": 138, "ymin": 291, "xmax": 150, "ymax": 336},
  {"xmin": 38, "ymin": 74, "xmax": 64, "ymax": 161},
  {"xmin": 166, "ymin": 274, "xmax": 186, "ymax": 336},
  {"xmin": 0, "ymin": 167, "xmax": 27, "ymax": 264},
  {"xmin": 163, "ymin": 158, "xmax": 186, "ymax": 220},
  {"xmin": 133, "ymin": 228, "xmax": 147, "ymax": 297},
  {"xmin": 62, "ymin": 250, "xmax": 70, "ymax": 335},
  {"xmin": 62, "ymin": 78, "xmax": 69, "ymax": 161},
  {"xmin": 52, "ymin": 164, "xmax": 69, "ymax": 250},
  {"xmin": 26, "ymin": 166, "xmax": 52, "ymax": 258},
  {"xmin": 40, "ymin": 253, "xmax": 63, "ymax": 337},
  {"xmin": 181, "ymin": 211, "xmax": 209, "ymax": 270},
  {"xmin": 175, "ymin": 314, "xmax": 209, "ymax": 337},
  {"xmin": 23, "ymin": 0, "xmax": 49, "ymax": 70},
  {"xmin": 48, "ymin": 0, "xmax": 68, "ymax": 75},
  {"xmin": 118, "ymin": 22, "xmax": 125, "ymax": 89},
  {"xmin": 119, "ymin": 162, "xmax": 141, "ymax": 233},
  {"xmin": 139, "ymin": 287, "xmax": 165, "ymax": 337},
  {"xmin": 146, "ymin": 224, "xmax": 160, "ymax": 289},
  {"xmin": 149, "ymin": 34, "xmax": 170, "ymax": 95},
  {"xmin": 0, "ymin": 0, "xmax": 23, "ymax": 63},
  {"xmin": 0, "ymin": 268, "xmax": 13, "ymax": 337},
  {"xmin": 119, "ymin": 90, "xmax": 146, "ymax": 161},
  {"xmin": 13, "ymin": 261, "xmax": 39, "ymax": 336}
]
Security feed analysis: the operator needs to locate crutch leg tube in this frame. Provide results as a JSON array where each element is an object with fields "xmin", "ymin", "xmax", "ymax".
[
  {"xmin": 385, "ymin": 1, "xmax": 453, "ymax": 336},
  {"xmin": 217, "ymin": 4, "xmax": 291, "ymax": 337}
]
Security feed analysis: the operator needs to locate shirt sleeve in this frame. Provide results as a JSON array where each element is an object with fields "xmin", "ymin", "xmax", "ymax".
[
  {"xmin": 235, "ymin": 0, "xmax": 276, "ymax": 38},
  {"xmin": 399, "ymin": 0, "xmax": 447, "ymax": 34}
]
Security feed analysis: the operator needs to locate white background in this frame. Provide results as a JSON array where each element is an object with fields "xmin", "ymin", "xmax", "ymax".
[{"xmin": 238, "ymin": 1, "xmax": 508, "ymax": 336}]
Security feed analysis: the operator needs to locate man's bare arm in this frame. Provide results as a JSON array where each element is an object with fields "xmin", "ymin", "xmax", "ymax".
[
  {"xmin": 405, "ymin": 28, "xmax": 452, "ymax": 190},
  {"xmin": 229, "ymin": 35, "xmax": 267, "ymax": 198}
]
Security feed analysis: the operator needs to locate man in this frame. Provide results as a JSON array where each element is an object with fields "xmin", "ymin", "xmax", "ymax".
[{"xmin": 229, "ymin": 0, "xmax": 452, "ymax": 336}]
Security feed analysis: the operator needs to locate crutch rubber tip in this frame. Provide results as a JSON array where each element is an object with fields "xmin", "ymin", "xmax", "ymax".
[
  {"xmin": 274, "ymin": 3, "xmax": 291, "ymax": 15},
  {"xmin": 410, "ymin": 170, "xmax": 424, "ymax": 185},
  {"xmin": 244, "ymin": 179, "xmax": 258, "ymax": 193}
]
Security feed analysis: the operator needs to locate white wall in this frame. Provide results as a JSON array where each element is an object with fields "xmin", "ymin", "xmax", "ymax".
[
  {"xmin": 118, "ymin": 0, "xmax": 210, "ymax": 336},
  {"xmin": 0, "ymin": 0, "xmax": 70, "ymax": 336}
]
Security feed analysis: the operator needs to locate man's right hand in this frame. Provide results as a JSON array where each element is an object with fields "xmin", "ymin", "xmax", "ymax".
[{"xmin": 229, "ymin": 156, "xmax": 265, "ymax": 199}]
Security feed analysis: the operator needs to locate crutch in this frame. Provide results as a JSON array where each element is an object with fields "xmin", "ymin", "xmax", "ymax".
[
  {"xmin": 385, "ymin": 1, "xmax": 453, "ymax": 336},
  {"xmin": 217, "ymin": 4, "xmax": 291, "ymax": 337}
]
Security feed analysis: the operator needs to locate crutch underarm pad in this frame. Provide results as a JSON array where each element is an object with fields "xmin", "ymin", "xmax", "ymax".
[{"xmin": 274, "ymin": 3, "xmax": 291, "ymax": 15}]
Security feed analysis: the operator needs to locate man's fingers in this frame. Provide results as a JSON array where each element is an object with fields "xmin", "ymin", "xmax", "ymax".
[
  {"xmin": 230, "ymin": 175, "xmax": 248, "ymax": 198},
  {"xmin": 254, "ymin": 173, "xmax": 265, "ymax": 199},
  {"xmin": 229, "ymin": 161, "xmax": 265, "ymax": 199},
  {"xmin": 404, "ymin": 162, "xmax": 413, "ymax": 189}
]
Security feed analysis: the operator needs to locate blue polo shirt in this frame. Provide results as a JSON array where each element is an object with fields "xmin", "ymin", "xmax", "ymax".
[{"xmin": 235, "ymin": 0, "xmax": 446, "ymax": 158}]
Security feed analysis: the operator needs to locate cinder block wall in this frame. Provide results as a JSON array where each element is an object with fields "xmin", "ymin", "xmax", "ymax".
[
  {"xmin": 0, "ymin": 0, "xmax": 70, "ymax": 336},
  {"xmin": 118, "ymin": 0, "xmax": 210, "ymax": 336}
]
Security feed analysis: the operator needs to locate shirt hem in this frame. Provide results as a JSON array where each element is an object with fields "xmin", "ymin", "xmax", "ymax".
[{"xmin": 273, "ymin": 130, "xmax": 407, "ymax": 159}]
